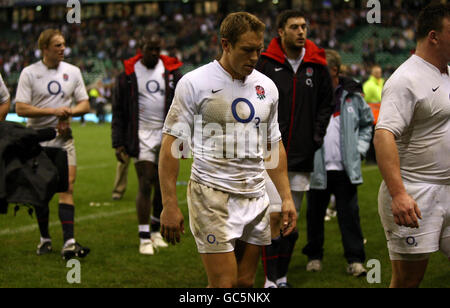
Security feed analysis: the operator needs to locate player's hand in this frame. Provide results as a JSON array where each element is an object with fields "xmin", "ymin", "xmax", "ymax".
[
  {"xmin": 281, "ymin": 198, "xmax": 297, "ymax": 236},
  {"xmin": 391, "ymin": 192, "xmax": 422, "ymax": 228},
  {"xmin": 115, "ymin": 146, "xmax": 128, "ymax": 163},
  {"xmin": 54, "ymin": 106, "xmax": 72, "ymax": 119},
  {"xmin": 57, "ymin": 119, "xmax": 72, "ymax": 140},
  {"xmin": 161, "ymin": 205, "xmax": 185, "ymax": 245}
]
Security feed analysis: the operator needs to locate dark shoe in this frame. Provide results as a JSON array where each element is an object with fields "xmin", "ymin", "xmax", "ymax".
[
  {"xmin": 61, "ymin": 242, "xmax": 90, "ymax": 260},
  {"xmin": 277, "ymin": 282, "xmax": 292, "ymax": 288},
  {"xmin": 36, "ymin": 241, "xmax": 52, "ymax": 255}
]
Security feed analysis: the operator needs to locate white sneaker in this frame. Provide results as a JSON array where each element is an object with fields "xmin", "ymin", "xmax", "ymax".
[
  {"xmin": 306, "ymin": 259, "xmax": 322, "ymax": 272},
  {"xmin": 139, "ymin": 240, "xmax": 156, "ymax": 255},
  {"xmin": 151, "ymin": 232, "xmax": 168, "ymax": 248},
  {"xmin": 346, "ymin": 262, "xmax": 367, "ymax": 277}
]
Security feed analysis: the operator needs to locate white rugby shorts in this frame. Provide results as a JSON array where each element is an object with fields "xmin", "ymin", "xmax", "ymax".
[
  {"xmin": 265, "ymin": 171, "xmax": 310, "ymax": 213},
  {"xmin": 134, "ymin": 128, "xmax": 163, "ymax": 164},
  {"xmin": 187, "ymin": 180, "xmax": 271, "ymax": 254},
  {"xmin": 378, "ymin": 181, "xmax": 450, "ymax": 260}
]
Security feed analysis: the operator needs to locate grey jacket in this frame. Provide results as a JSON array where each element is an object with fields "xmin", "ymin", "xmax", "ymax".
[{"xmin": 310, "ymin": 81, "xmax": 374, "ymax": 189}]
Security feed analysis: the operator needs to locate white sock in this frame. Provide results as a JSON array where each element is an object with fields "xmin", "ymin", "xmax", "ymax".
[
  {"xmin": 64, "ymin": 238, "xmax": 76, "ymax": 248},
  {"xmin": 138, "ymin": 225, "xmax": 150, "ymax": 233},
  {"xmin": 40, "ymin": 237, "xmax": 51, "ymax": 244},
  {"xmin": 276, "ymin": 277, "xmax": 287, "ymax": 285},
  {"xmin": 264, "ymin": 278, "xmax": 277, "ymax": 288}
]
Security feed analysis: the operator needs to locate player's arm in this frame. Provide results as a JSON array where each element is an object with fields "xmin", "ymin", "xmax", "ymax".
[
  {"xmin": 374, "ymin": 129, "xmax": 422, "ymax": 228},
  {"xmin": 159, "ymin": 133, "xmax": 185, "ymax": 245},
  {"xmin": 0, "ymin": 99, "xmax": 10, "ymax": 121},
  {"xmin": 15, "ymin": 102, "xmax": 71, "ymax": 118},
  {"xmin": 265, "ymin": 140, "xmax": 297, "ymax": 236},
  {"xmin": 70, "ymin": 99, "xmax": 90, "ymax": 117}
]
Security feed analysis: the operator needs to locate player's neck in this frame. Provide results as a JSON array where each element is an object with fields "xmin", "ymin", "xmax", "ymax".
[
  {"xmin": 415, "ymin": 43, "xmax": 448, "ymax": 75},
  {"xmin": 218, "ymin": 57, "xmax": 245, "ymax": 81},
  {"xmin": 42, "ymin": 58, "xmax": 60, "ymax": 69},
  {"xmin": 282, "ymin": 43, "xmax": 302, "ymax": 60},
  {"xmin": 141, "ymin": 58, "xmax": 158, "ymax": 70}
]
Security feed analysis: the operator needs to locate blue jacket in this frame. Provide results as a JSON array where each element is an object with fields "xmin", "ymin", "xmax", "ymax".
[{"xmin": 310, "ymin": 77, "xmax": 374, "ymax": 189}]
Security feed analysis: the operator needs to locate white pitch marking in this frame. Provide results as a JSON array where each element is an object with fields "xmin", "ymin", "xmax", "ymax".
[{"xmin": 0, "ymin": 200, "xmax": 187, "ymax": 236}]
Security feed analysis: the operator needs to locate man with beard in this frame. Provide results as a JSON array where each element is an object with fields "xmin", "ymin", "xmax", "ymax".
[{"xmin": 256, "ymin": 10, "xmax": 334, "ymax": 288}]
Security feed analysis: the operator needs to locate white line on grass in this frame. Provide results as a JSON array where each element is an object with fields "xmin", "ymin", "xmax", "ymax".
[{"xmin": 0, "ymin": 200, "xmax": 187, "ymax": 236}]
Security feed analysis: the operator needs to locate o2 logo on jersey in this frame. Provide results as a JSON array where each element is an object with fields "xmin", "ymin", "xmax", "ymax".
[
  {"xmin": 47, "ymin": 81, "xmax": 64, "ymax": 98},
  {"xmin": 146, "ymin": 80, "xmax": 161, "ymax": 94},
  {"xmin": 231, "ymin": 98, "xmax": 261, "ymax": 128}
]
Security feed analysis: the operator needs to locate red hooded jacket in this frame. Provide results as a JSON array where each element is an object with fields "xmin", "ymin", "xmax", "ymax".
[
  {"xmin": 256, "ymin": 38, "xmax": 335, "ymax": 172},
  {"xmin": 112, "ymin": 54, "xmax": 183, "ymax": 157}
]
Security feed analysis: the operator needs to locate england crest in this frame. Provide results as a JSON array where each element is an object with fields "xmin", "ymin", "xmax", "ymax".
[{"xmin": 255, "ymin": 85, "xmax": 265, "ymax": 100}]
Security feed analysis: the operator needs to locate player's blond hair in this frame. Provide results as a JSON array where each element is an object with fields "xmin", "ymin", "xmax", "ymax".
[
  {"xmin": 220, "ymin": 12, "xmax": 265, "ymax": 46},
  {"xmin": 38, "ymin": 29, "xmax": 63, "ymax": 51},
  {"xmin": 325, "ymin": 49, "xmax": 342, "ymax": 74}
]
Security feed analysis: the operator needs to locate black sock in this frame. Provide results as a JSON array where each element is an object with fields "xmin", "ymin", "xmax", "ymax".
[
  {"xmin": 262, "ymin": 236, "xmax": 282, "ymax": 283},
  {"xmin": 277, "ymin": 230, "xmax": 299, "ymax": 279},
  {"xmin": 58, "ymin": 203, "xmax": 74, "ymax": 243},
  {"xmin": 150, "ymin": 216, "xmax": 160, "ymax": 233},
  {"xmin": 139, "ymin": 232, "xmax": 151, "ymax": 240},
  {"xmin": 36, "ymin": 206, "xmax": 50, "ymax": 239}
]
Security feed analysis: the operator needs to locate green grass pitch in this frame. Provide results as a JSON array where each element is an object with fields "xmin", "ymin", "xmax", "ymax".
[{"xmin": 0, "ymin": 122, "xmax": 448, "ymax": 288}]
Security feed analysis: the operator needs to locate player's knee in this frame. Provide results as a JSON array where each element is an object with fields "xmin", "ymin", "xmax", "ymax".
[
  {"xmin": 237, "ymin": 276, "xmax": 254, "ymax": 288},
  {"xmin": 66, "ymin": 182, "xmax": 74, "ymax": 195}
]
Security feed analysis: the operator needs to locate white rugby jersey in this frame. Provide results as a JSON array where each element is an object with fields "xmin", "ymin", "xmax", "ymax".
[
  {"xmin": 376, "ymin": 55, "xmax": 450, "ymax": 184},
  {"xmin": 15, "ymin": 61, "xmax": 88, "ymax": 129},
  {"xmin": 0, "ymin": 73, "xmax": 10, "ymax": 104},
  {"xmin": 135, "ymin": 59, "xmax": 166, "ymax": 129},
  {"xmin": 164, "ymin": 60, "xmax": 281, "ymax": 197}
]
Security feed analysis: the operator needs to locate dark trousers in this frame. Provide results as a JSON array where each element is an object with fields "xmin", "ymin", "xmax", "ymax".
[
  {"xmin": 366, "ymin": 126, "xmax": 377, "ymax": 163},
  {"xmin": 302, "ymin": 171, "xmax": 365, "ymax": 264}
]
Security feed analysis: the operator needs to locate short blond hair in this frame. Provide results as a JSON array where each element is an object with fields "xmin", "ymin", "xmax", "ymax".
[
  {"xmin": 325, "ymin": 49, "xmax": 342, "ymax": 73},
  {"xmin": 38, "ymin": 29, "xmax": 63, "ymax": 51},
  {"xmin": 220, "ymin": 12, "xmax": 265, "ymax": 46}
]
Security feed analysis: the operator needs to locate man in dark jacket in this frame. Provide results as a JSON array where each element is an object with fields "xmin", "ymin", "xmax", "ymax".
[
  {"xmin": 256, "ymin": 10, "xmax": 335, "ymax": 288},
  {"xmin": 111, "ymin": 33, "xmax": 183, "ymax": 255}
]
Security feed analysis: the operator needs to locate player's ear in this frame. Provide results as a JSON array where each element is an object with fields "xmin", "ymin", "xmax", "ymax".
[
  {"xmin": 428, "ymin": 30, "xmax": 438, "ymax": 44},
  {"xmin": 221, "ymin": 38, "xmax": 231, "ymax": 53},
  {"xmin": 277, "ymin": 28, "xmax": 285, "ymax": 38}
]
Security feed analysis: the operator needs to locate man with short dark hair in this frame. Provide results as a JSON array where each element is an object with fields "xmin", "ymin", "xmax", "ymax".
[
  {"xmin": 15, "ymin": 29, "xmax": 90, "ymax": 260},
  {"xmin": 159, "ymin": 12, "xmax": 297, "ymax": 288},
  {"xmin": 256, "ymin": 9, "xmax": 334, "ymax": 288},
  {"xmin": 112, "ymin": 33, "xmax": 183, "ymax": 255},
  {"xmin": 375, "ymin": 3, "xmax": 450, "ymax": 288}
]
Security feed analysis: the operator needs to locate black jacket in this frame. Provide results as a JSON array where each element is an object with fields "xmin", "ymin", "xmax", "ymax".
[
  {"xmin": 256, "ymin": 38, "xmax": 335, "ymax": 172},
  {"xmin": 111, "ymin": 54, "xmax": 183, "ymax": 158},
  {"xmin": 0, "ymin": 121, "xmax": 67, "ymax": 214}
]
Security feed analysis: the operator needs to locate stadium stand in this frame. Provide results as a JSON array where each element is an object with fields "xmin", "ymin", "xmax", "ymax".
[{"xmin": 0, "ymin": 0, "xmax": 427, "ymax": 116}]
